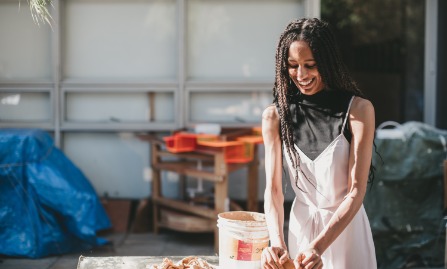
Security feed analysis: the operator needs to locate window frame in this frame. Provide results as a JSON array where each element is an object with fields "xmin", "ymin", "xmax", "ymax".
[{"xmin": 0, "ymin": 0, "xmax": 320, "ymax": 148}]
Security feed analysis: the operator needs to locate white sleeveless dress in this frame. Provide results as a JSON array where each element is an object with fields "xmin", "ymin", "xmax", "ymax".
[{"xmin": 285, "ymin": 97, "xmax": 377, "ymax": 269}]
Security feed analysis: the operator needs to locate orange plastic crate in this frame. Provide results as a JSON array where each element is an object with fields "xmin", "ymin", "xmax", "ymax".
[
  {"xmin": 226, "ymin": 142, "xmax": 254, "ymax": 163},
  {"xmin": 197, "ymin": 140, "xmax": 254, "ymax": 163},
  {"xmin": 237, "ymin": 135, "xmax": 264, "ymax": 145},
  {"xmin": 163, "ymin": 130, "xmax": 262, "ymax": 161},
  {"xmin": 252, "ymin": 126, "xmax": 262, "ymax": 136}
]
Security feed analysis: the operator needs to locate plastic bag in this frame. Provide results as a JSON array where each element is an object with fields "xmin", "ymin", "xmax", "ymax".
[
  {"xmin": 0, "ymin": 129, "xmax": 111, "ymax": 258},
  {"xmin": 364, "ymin": 121, "xmax": 447, "ymax": 268}
]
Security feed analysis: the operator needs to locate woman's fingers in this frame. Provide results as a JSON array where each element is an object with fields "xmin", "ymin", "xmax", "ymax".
[
  {"xmin": 294, "ymin": 249, "xmax": 322, "ymax": 269},
  {"xmin": 262, "ymin": 247, "xmax": 288, "ymax": 269},
  {"xmin": 305, "ymin": 258, "xmax": 323, "ymax": 269},
  {"xmin": 301, "ymin": 252, "xmax": 319, "ymax": 264},
  {"xmin": 279, "ymin": 249, "xmax": 289, "ymax": 264},
  {"xmin": 294, "ymin": 253, "xmax": 305, "ymax": 269},
  {"xmin": 267, "ymin": 247, "xmax": 281, "ymax": 264},
  {"xmin": 314, "ymin": 259, "xmax": 323, "ymax": 269},
  {"xmin": 261, "ymin": 255, "xmax": 275, "ymax": 269},
  {"xmin": 261, "ymin": 249, "xmax": 275, "ymax": 269}
]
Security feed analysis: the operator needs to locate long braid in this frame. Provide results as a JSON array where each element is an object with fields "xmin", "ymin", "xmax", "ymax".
[
  {"xmin": 273, "ymin": 18, "xmax": 368, "ymax": 189},
  {"xmin": 273, "ymin": 20, "xmax": 314, "ymax": 190},
  {"xmin": 303, "ymin": 19, "xmax": 364, "ymax": 97}
]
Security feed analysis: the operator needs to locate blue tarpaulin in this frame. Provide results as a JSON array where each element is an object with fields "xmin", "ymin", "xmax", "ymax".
[{"xmin": 0, "ymin": 129, "xmax": 111, "ymax": 258}]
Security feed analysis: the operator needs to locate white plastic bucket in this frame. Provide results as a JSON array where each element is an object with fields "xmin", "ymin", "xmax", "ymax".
[{"xmin": 217, "ymin": 211, "xmax": 269, "ymax": 269}]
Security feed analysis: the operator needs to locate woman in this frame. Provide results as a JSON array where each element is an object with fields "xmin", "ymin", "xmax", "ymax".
[{"xmin": 261, "ymin": 18, "xmax": 377, "ymax": 269}]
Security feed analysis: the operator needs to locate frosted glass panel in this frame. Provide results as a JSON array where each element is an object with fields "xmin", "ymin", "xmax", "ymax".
[
  {"xmin": 64, "ymin": 0, "xmax": 177, "ymax": 79},
  {"xmin": 0, "ymin": 92, "xmax": 51, "ymax": 121},
  {"xmin": 189, "ymin": 92, "xmax": 271, "ymax": 123},
  {"xmin": 187, "ymin": 0, "xmax": 304, "ymax": 79},
  {"xmin": 0, "ymin": 2, "xmax": 51, "ymax": 79},
  {"xmin": 63, "ymin": 132, "xmax": 151, "ymax": 198},
  {"xmin": 65, "ymin": 92, "xmax": 174, "ymax": 123}
]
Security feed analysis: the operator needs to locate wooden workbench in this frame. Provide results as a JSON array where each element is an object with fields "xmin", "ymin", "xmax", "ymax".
[{"xmin": 138, "ymin": 134, "xmax": 260, "ymax": 251}]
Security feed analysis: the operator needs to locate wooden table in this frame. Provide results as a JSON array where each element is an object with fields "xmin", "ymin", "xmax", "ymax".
[
  {"xmin": 138, "ymin": 134, "xmax": 260, "ymax": 251},
  {"xmin": 77, "ymin": 256, "xmax": 219, "ymax": 269}
]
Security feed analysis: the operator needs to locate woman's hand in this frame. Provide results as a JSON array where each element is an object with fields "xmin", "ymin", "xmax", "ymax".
[
  {"xmin": 294, "ymin": 248, "xmax": 322, "ymax": 269},
  {"xmin": 261, "ymin": 246, "xmax": 290, "ymax": 269}
]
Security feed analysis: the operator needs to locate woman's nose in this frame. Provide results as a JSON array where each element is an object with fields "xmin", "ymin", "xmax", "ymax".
[{"xmin": 297, "ymin": 66, "xmax": 307, "ymax": 79}]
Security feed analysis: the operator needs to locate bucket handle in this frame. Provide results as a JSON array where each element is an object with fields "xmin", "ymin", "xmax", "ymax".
[
  {"xmin": 376, "ymin": 121, "xmax": 406, "ymax": 141},
  {"xmin": 376, "ymin": 121, "xmax": 402, "ymax": 130}
]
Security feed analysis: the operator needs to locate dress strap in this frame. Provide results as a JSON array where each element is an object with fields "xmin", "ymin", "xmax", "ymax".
[{"xmin": 341, "ymin": 96, "xmax": 355, "ymax": 133}]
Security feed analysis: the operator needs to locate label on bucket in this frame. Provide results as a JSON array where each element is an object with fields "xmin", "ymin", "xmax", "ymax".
[
  {"xmin": 237, "ymin": 241, "xmax": 255, "ymax": 261},
  {"xmin": 221, "ymin": 238, "xmax": 268, "ymax": 261}
]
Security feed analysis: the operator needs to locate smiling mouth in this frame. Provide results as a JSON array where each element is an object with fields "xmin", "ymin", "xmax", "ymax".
[{"xmin": 298, "ymin": 78, "xmax": 314, "ymax": 86}]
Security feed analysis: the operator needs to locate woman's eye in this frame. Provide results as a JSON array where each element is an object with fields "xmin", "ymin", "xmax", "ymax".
[{"xmin": 288, "ymin": 64, "xmax": 316, "ymax": 69}]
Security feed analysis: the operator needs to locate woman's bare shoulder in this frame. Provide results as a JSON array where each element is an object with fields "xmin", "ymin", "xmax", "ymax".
[
  {"xmin": 262, "ymin": 104, "xmax": 279, "ymax": 122},
  {"xmin": 262, "ymin": 104, "xmax": 280, "ymax": 138},
  {"xmin": 350, "ymin": 96, "xmax": 375, "ymax": 135},
  {"xmin": 351, "ymin": 96, "xmax": 375, "ymax": 119},
  {"xmin": 351, "ymin": 97, "xmax": 374, "ymax": 115}
]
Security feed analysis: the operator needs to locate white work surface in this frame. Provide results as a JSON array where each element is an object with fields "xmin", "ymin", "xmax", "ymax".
[{"xmin": 77, "ymin": 256, "xmax": 219, "ymax": 269}]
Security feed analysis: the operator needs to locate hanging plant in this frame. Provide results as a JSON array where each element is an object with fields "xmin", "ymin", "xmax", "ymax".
[{"xmin": 21, "ymin": 0, "xmax": 54, "ymax": 28}]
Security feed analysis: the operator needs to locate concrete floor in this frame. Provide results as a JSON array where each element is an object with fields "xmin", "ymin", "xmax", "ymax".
[{"xmin": 0, "ymin": 231, "xmax": 216, "ymax": 269}]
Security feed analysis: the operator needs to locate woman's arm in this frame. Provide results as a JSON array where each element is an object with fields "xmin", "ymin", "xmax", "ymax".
[
  {"xmin": 261, "ymin": 105, "xmax": 288, "ymax": 268},
  {"xmin": 300, "ymin": 97, "xmax": 376, "ymax": 267}
]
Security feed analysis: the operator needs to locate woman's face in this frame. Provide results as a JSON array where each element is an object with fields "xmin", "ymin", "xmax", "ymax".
[{"xmin": 287, "ymin": 40, "xmax": 325, "ymax": 95}]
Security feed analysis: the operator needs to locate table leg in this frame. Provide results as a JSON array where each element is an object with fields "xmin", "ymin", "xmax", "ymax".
[
  {"xmin": 247, "ymin": 146, "xmax": 259, "ymax": 212},
  {"xmin": 214, "ymin": 153, "xmax": 228, "ymax": 252},
  {"xmin": 151, "ymin": 143, "xmax": 161, "ymax": 234}
]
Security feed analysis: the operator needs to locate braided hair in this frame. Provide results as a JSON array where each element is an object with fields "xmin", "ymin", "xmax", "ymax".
[{"xmin": 273, "ymin": 18, "xmax": 368, "ymax": 189}]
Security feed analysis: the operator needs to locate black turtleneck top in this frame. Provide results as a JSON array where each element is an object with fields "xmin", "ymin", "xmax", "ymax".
[{"xmin": 289, "ymin": 89, "xmax": 354, "ymax": 161}]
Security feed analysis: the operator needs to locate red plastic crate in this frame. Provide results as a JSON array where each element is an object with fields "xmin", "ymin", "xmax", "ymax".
[
  {"xmin": 163, "ymin": 133, "xmax": 219, "ymax": 153},
  {"xmin": 163, "ymin": 133, "xmax": 198, "ymax": 153}
]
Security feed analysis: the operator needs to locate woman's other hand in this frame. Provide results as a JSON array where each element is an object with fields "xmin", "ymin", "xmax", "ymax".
[
  {"xmin": 261, "ymin": 246, "xmax": 289, "ymax": 269},
  {"xmin": 294, "ymin": 248, "xmax": 322, "ymax": 269}
]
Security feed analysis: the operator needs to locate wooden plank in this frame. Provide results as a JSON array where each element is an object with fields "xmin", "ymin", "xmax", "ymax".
[
  {"xmin": 148, "ymin": 92, "xmax": 155, "ymax": 121},
  {"xmin": 183, "ymin": 169, "xmax": 224, "ymax": 182},
  {"xmin": 247, "ymin": 146, "xmax": 259, "ymax": 212},
  {"xmin": 153, "ymin": 163, "xmax": 224, "ymax": 182},
  {"xmin": 137, "ymin": 134, "xmax": 164, "ymax": 145},
  {"xmin": 157, "ymin": 150, "xmax": 215, "ymax": 161},
  {"xmin": 151, "ymin": 143, "xmax": 162, "ymax": 234},
  {"xmin": 214, "ymin": 152, "xmax": 228, "ymax": 252},
  {"xmin": 154, "ymin": 161, "xmax": 197, "ymax": 171},
  {"xmin": 159, "ymin": 209, "xmax": 214, "ymax": 233},
  {"xmin": 220, "ymin": 127, "xmax": 253, "ymax": 140},
  {"xmin": 153, "ymin": 197, "xmax": 216, "ymax": 219}
]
